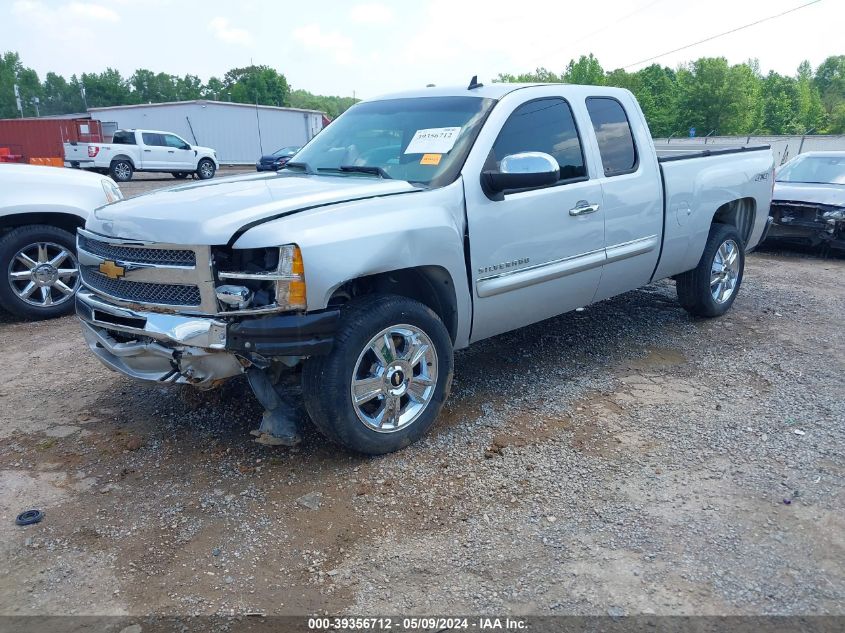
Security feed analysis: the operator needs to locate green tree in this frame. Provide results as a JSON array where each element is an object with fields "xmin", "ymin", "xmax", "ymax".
[
  {"xmin": 676, "ymin": 57, "xmax": 761, "ymax": 136},
  {"xmin": 80, "ymin": 68, "xmax": 130, "ymax": 108},
  {"xmin": 760, "ymin": 71, "xmax": 800, "ymax": 134},
  {"xmin": 795, "ymin": 60, "xmax": 826, "ymax": 132},
  {"xmin": 223, "ymin": 65, "xmax": 290, "ymax": 107},
  {"xmin": 202, "ymin": 77, "xmax": 226, "ymax": 100},
  {"xmin": 495, "ymin": 67, "xmax": 563, "ymax": 83},
  {"xmin": 563, "ymin": 54, "xmax": 604, "ymax": 85},
  {"xmin": 814, "ymin": 55, "xmax": 845, "ymax": 112},
  {"xmin": 41, "ymin": 71, "xmax": 84, "ymax": 115},
  {"xmin": 635, "ymin": 65, "xmax": 678, "ymax": 137}
]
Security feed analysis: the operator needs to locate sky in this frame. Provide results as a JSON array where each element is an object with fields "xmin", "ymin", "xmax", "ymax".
[{"xmin": 1, "ymin": 0, "xmax": 842, "ymax": 99}]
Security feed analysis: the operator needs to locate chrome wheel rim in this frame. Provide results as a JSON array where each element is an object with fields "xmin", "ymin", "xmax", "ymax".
[
  {"xmin": 114, "ymin": 163, "xmax": 130, "ymax": 180},
  {"xmin": 8, "ymin": 242, "xmax": 79, "ymax": 308},
  {"xmin": 200, "ymin": 162, "xmax": 213, "ymax": 178},
  {"xmin": 350, "ymin": 324, "xmax": 438, "ymax": 433},
  {"xmin": 710, "ymin": 238, "xmax": 740, "ymax": 304}
]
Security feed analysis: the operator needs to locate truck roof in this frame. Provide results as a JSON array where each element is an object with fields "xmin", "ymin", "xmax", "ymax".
[{"xmin": 369, "ymin": 82, "xmax": 632, "ymax": 102}]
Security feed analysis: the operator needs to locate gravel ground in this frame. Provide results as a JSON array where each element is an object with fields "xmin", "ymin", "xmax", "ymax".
[{"xmin": 0, "ymin": 202, "xmax": 842, "ymax": 616}]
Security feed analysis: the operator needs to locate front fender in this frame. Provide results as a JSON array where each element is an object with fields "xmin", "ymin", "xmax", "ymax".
[{"xmin": 232, "ymin": 179, "xmax": 473, "ymax": 348}]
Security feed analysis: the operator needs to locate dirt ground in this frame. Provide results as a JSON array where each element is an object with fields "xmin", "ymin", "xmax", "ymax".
[{"xmin": 0, "ymin": 169, "xmax": 842, "ymax": 618}]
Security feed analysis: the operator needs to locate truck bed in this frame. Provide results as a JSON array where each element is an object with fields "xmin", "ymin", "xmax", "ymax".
[{"xmin": 654, "ymin": 143, "xmax": 771, "ymax": 162}]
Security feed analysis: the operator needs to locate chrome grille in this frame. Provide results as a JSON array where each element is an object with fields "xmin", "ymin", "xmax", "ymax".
[
  {"xmin": 80, "ymin": 267, "xmax": 202, "ymax": 306},
  {"xmin": 78, "ymin": 234, "xmax": 196, "ymax": 266}
]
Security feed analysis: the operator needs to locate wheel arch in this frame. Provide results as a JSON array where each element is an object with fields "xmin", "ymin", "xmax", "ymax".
[
  {"xmin": 327, "ymin": 265, "xmax": 459, "ymax": 344},
  {"xmin": 711, "ymin": 197, "xmax": 756, "ymax": 246},
  {"xmin": 0, "ymin": 211, "xmax": 85, "ymax": 236},
  {"xmin": 110, "ymin": 154, "xmax": 135, "ymax": 168}
]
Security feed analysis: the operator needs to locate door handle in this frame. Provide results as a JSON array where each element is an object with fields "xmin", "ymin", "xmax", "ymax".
[
  {"xmin": 168, "ymin": 150, "xmax": 175, "ymax": 153},
  {"xmin": 569, "ymin": 201, "xmax": 600, "ymax": 216},
  {"xmin": 144, "ymin": 149, "xmax": 152, "ymax": 153}
]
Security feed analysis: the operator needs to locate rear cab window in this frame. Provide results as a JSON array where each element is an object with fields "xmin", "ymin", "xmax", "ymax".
[
  {"xmin": 585, "ymin": 97, "xmax": 638, "ymax": 177},
  {"xmin": 489, "ymin": 98, "xmax": 587, "ymax": 185},
  {"xmin": 112, "ymin": 131, "xmax": 136, "ymax": 145}
]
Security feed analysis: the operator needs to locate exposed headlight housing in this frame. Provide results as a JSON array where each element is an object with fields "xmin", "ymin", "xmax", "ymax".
[
  {"xmin": 101, "ymin": 179, "xmax": 123, "ymax": 203},
  {"xmin": 213, "ymin": 244, "xmax": 306, "ymax": 314}
]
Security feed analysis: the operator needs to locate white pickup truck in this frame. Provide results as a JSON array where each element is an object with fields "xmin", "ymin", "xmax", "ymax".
[
  {"xmin": 75, "ymin": 82, "xmax": 775, "ymax": 454},
  {"xmin": 64, "ymin": 129, "xmax": 218, "ymax": 182}
]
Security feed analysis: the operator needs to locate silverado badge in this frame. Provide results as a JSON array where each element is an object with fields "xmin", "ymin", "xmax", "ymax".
[{"xmin": 99, "ymin": 260, "xmax": 126, "ymax": 280}]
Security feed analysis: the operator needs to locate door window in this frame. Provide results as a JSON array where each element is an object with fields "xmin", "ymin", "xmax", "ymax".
[
  {"xmin": 163, "ymin": 134, "xmax": 188, "ymax": 149},
  {"xmin": 141, "ymin": 132, "xmax": 166, "ymax": 146},
  {"xmin": 490, "ymin": 98, "xmax": 586, "ymax": 184},
  {"xmin": 585, "ymin": 97, "xmax": 638, "ymax": 176}
]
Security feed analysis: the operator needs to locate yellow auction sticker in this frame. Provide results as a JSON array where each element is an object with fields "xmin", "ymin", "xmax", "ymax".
[{"xmin": 420, "ymin": 153, "xmax": 442, "ymax": 165}]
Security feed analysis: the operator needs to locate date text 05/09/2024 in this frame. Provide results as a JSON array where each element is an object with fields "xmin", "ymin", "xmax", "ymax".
[{"xmin": 307, "ymin": 616, "xmax": 527, "ymax": 630}]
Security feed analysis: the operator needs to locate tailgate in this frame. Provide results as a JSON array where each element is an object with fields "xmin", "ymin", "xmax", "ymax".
[{"xmin": 64, "ymin": 142, "xmax": 94, "ymax": 163}]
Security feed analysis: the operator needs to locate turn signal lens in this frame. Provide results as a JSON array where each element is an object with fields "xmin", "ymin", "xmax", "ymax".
[{"xmin": 276, "ymin": 245, "xmax": 306, "ymax": 310}]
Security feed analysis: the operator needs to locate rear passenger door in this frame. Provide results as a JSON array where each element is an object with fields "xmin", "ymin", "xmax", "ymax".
[
  {"xmin": 585, "ymin": 96, "xmax": 664, "ymax": 302},
  {"xmin": 139, "ymin": 132, "xmax": 169, "ymax": 170},
  {"xmin": 464, "ymin": 95, "xmax": 606, "ymax": 342}
]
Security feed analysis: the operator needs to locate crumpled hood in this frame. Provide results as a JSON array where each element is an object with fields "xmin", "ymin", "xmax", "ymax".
[
  {"xmin": 87, "ymin": 172, "xmax": 418, "ymax": 244},
  {"xmin": 773, "ymin": 181, "xmax": 845, "ymax": 208}
]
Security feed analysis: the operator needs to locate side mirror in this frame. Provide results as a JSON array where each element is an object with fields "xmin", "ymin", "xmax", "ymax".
[
  {"xmin": 182, "ymin": 144, "xmax": 191, "ymax": 150},
  {"xmin": 482, "ymin": 152, "xmax": 560, "ymax": 195}
]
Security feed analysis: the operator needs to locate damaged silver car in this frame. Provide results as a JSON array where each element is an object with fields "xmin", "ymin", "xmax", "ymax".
[{"xmin": 768, "ymin": 151, "xmax": 845, "ymax": 252}]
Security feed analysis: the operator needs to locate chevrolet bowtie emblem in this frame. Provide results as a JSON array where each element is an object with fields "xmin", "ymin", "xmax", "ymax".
[{"xmin": 99, "ymin": 260, "xmax": 125, "ymax": 280}]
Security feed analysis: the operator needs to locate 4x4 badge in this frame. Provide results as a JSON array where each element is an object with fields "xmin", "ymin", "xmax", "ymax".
[{"xmin": 98, "ymin": 260, "xmax": 125, "ymax": 280}]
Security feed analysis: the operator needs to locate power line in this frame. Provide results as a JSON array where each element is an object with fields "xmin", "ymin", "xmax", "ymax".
[
  {"xmin": 521, "ymin": 0, "xmax": 666, "ymax": 72},
  {"xmin": 569, "ymin": 0, "xmax": 666, "ymax": 48},
  {"xmin": 622, "ymin": 0, "xmax": 823, "ymax": 70}
]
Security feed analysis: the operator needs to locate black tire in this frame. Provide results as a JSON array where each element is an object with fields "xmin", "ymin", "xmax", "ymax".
[
  {"xmin": 302, "ymin": 294, "xmax": 454, "ymax": 455},
  {"xmin": 109, "ymin": 159, "xmax": 133, "ymax": 182},
  {"xmin": 172, "ymin": 172, "xmax": 189, "ymax": 179},
  {"xmin": 676, "ymin": 223, "xmax": 745, "ymax": 318},
  {"xmin": 0, "ymin": 225, "xmax": 80, "ymax": 320},
  {"xmin": 196, "ymin": 158, "xmax": 216, "ymax": 180}
]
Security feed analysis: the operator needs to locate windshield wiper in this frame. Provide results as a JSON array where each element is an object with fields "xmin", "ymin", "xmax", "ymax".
[
  {"xmin": 284, "ymin": 161, "xmax": 314, "ymax": 174},
  {"xmin": 316, "ymin": 165, "xmax": 392, "ymax": 179}
]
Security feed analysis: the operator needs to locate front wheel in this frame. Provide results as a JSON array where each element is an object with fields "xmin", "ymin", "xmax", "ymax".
[
  {"xmin": 676, "ymin": 223, "xmax": 745, "ymax": 317},
  {"xmin": 302, "ymin": 295, "xmax": 454, "ymax": 455},
  {"xmin": 196, "ymin": 158, "xmax": 216, "ymax": 180},
  {"xmin": 0, "ymin": 225, "xmax": 80, "ymax": 320}
]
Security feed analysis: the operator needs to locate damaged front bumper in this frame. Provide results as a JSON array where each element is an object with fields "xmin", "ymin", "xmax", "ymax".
[
  {"xmin": 76, "ymin": 289, "xmax": 243, "ymax": 388},
  {"xmin": 768, "ymin": 202, "xmax": 845, "ymax": 250},
  {"xmin": 76, "ymin": 289, "xmax": 340, "ymax": 388}
]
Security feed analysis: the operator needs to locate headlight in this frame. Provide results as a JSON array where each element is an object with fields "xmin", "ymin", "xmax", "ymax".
[
  {"xmin": 101, "ymin": 179, "xmax": 123, "ymax": 203},
  {"xmin": 214, "ymin": 244, "xmax": 306, "ymax": 313}
]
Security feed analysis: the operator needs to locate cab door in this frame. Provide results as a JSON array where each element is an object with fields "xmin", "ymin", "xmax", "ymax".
[
  {"xmin": 163, "ymin": 133, "xmax": 195, "ymax": 170},
  {"xmin": 463, "ymin": 94, "xmax": 606, "ymax": 342},
  {"xmin": 139, "ymin": 132, "xmax": 169, "ymax": 169}
]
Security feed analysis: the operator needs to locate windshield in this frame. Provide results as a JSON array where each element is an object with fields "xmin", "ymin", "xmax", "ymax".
[
  {"xmin": 777, "ymin": 155, "xmax": 845, "ymax": 185},
  {"xmin": 272, "ymin": 146, "xmax": 299, "ymax": 157},
  {"xmin": 290, "ymin": 96, "xmax": 495, "ymax": 186}
]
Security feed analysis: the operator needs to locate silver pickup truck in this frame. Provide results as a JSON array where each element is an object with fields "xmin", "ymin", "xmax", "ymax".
[{"xmin": 75, "ymin": 82, "xmax": 775, "ymax": 454}]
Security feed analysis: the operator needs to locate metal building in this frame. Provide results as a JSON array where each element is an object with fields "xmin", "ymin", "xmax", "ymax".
[{"xmin": 87, "ymin": 100, "xmax": 325, "ymax": 164}]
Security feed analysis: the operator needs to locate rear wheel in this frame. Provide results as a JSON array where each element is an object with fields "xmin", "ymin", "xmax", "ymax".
[
  {"xmin": 676, "ymin": 223, "xmax": 745, "ymax": 317},
  {"xmin": 109, "ymin": 159, "xmax": 133, "ymax": 182},
  {"xmin": 0, "ymin": 225, "xmax": 80, "ymax": 320},
  {"xmin": 302, "ymin": 294, "xmax": 453, "ymax": 455},
  {"xmin": 196, "ymin": 159, "xmax": 216, "ymax": 180}
]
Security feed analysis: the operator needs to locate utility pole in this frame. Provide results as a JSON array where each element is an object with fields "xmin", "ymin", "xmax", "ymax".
[
  {"xmin": 31, "ymin": 97, "xmax": 40, "ymax": 117},
  {"xmin": 80, "ymin": 84, "xmax": 88, "ymax": 110},
  {"xmin": 13, "ymin": 84, "xmax": 23, "ymax": 118}
]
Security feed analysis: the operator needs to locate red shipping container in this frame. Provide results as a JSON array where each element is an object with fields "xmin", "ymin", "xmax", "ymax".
[{"xmin": 0, "ymin": 118, "xmax": 103, "ymax": 163}]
